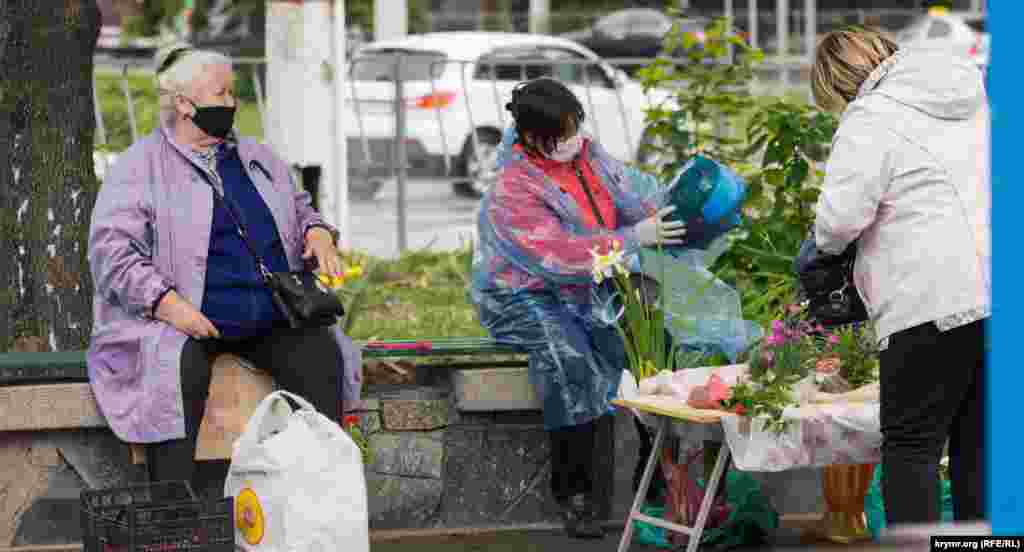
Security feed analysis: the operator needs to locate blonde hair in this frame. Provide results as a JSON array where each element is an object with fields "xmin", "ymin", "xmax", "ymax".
[
  {"xmin": 811, "ymin": 28, "xmax": 900, "ymax": 113},
  {"xmin": 153, "ymin": 42, "xmax": 232, "ymax": 111}
]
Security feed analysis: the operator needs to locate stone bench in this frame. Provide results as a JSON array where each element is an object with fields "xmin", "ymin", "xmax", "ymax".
[
  {"xmin": 0, "ymin": 345, "xmax": 827, "ymax": 548},
  {"xmin": 0, "ymin": 351, "xmax": 274, "ymax": 464},
  {"xmin": 0, "ymin": 338, "xmax": 530, "ymax": 463}
]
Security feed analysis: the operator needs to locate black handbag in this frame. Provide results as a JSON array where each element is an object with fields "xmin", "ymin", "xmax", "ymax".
[
  {"xmin": 199, "ymin": 165, "xmax": 345, "ymax": 329},
  {"xmin": 794, "ymin": 235, "xmax": 868, "ymax": 328}
]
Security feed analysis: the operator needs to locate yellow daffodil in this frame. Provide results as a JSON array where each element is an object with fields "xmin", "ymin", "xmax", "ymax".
[
  {"xmin": 590, "ymin": 242, "xmax": 626, "ymax": 284},
  {"xmin": 317, "ymin": 265, "xmax": 364, "ymax": 290}
]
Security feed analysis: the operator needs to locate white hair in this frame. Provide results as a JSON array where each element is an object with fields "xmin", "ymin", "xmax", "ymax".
[{"xmin": 154, "ymin": 42, "xmax": 233, "ymax": 111}]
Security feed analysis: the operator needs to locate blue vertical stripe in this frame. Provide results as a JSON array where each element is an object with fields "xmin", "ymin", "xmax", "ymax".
[{"xmin": 989, "ymin": 0, "xmax": 1022, "ymax": 534}]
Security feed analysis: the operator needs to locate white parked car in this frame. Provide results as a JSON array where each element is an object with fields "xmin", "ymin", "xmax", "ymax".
[
  {"xmin": 346, "ymin": 32, "xmax": 669, "ymax": 198},
  {"xmin": 895, "ymin": 11, "xmax": 989, "ymax": 68}
]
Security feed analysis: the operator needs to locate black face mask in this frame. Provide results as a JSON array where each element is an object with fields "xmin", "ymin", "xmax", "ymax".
[{"xmin": 185, "ymin": 97, "xmax": 236, "ymax": 139}]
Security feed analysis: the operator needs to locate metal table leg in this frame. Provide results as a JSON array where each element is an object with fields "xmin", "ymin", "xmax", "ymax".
[
  {"xmin": 617, "ymin": 416, "xmax": 732, "ymax": 552},
  {"xmin": 617, "ymin": 416, "xmax": 668, "ymax": 552},
  {"xmin": 685, "ymin": 442, "xmax": 731, "ymax": 552}
]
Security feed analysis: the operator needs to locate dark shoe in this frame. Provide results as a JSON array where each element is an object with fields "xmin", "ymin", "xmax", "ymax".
[
  {"xmin": 564, "ymin": 494, "xmax": 606, "ymax": 540},
  {"xmin": 556, "ymin": 497, "xmax": 583, "ymax": 537}
]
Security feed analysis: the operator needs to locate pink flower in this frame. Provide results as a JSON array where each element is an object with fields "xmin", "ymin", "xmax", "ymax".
[
  {"xmin": 765, "ymin": 332, "xmax": 786, "ymax": 346},
  {"xmin": 771, "ymin": 320, "xmax": 785, "ymax": 332},
  {"xmin": 787, "ymin": 304, "xmax": 804, "ymax": 314},
  {"xmin": 827, "ymin": 334, "xmax": 840, "ymax": 345},
  {"xmin": 815, "ymin": 357, "xmax": 842, "ymax": 375}
]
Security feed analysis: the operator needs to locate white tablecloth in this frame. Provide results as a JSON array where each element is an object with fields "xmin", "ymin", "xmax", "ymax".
[{"xmin": 620, "ymin": 365, "xmax": 882, "ymax": 472}]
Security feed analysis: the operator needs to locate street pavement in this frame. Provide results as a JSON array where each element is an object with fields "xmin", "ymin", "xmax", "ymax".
[
  {"xmin": 347, "ymin": 177, "xmax": 480, "ymax": 259},
  {"xmin": 369, "ymin": 527, "xmax": 897, "ymax": 552}
]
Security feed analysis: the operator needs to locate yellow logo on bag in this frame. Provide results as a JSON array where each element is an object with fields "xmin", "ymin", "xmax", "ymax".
[{"xmin": 236, "ymin": 487, "xmax": 266, "ymax": 545}]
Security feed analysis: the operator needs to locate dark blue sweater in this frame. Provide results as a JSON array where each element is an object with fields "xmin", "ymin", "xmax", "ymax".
[{"xmin": 200, "ymin": 146, "xmax": 291, "ymax": 340}]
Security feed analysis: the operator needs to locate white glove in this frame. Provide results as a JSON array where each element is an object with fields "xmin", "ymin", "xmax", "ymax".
[{"xmin": 633, "ymin": 205, "xmax": 686, "ymax": 246}]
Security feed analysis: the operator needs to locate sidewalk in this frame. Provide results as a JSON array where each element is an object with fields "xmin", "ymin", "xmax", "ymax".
[
  {"xmin": 369, "ymin": 520, "xmax": 990, "ymax": 552},
  {"xmin": 369, "ymin": 527, "xmax": 882, "ymax": 552}
]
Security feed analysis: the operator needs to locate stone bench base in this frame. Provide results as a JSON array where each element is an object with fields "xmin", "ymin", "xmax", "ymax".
[{"xmin": 0, "ymin": 354, "xmax": 275, "ymax": 464}]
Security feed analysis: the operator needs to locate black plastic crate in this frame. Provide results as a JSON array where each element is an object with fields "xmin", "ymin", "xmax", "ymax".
[{"xmin": 80, "ymin": 481, "xmax": 234, "ymax": 552}]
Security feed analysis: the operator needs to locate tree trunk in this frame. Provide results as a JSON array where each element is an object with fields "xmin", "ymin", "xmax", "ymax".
[{"xmin": 0, "ymin": 1, "xmax": 102, "ymax": 353}]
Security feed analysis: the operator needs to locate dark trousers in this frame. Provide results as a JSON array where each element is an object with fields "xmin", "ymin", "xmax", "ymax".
[
  {"xmin": 147, "ymin": 326, "xmax": 342, "ymax": 488},
  {"xmin": 549, "ymin": 413, "xmax": 615, "ymax": 506},
  {"xmin": 880, "ymin": 319, "xmax": 986, "ymax": 525}
]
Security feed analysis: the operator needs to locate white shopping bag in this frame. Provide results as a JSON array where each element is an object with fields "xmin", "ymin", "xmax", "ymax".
[{"xmin": 225, "ymin": 390, "xmax": 369, "ymax": 552}]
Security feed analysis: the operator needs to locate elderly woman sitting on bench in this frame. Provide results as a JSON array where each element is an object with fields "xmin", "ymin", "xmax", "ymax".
[{"xmin": 86, "ymin": 43, "xmax": 355, "ymax": 491}]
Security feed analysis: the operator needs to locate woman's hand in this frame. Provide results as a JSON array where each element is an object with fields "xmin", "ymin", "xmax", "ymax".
[
  {"xmin": 303, "ymin": 226, "xmax": 342, "ymax": 276},
  {"xmin": 633, "ymin": 205, "xmax": 686, "ymax": 246},
  {"xmin": 155, "ymin": 290, "xmax": 220, "ymax": 340}
]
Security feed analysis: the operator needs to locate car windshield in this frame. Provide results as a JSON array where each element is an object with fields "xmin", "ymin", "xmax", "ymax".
[{"xmin": 351, "ymin": 49, "xmax": 447, "ymax": 82}]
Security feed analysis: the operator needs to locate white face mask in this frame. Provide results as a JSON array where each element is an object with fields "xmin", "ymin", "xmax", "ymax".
[{"xmin": 546, "ymin": 134, "xmax": 583, "ymax": 163}]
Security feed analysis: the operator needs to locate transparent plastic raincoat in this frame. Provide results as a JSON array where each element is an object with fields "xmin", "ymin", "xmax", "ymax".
[{"xmin": 470, "ymin": 127, "xmax": 761, "ymax": 430}]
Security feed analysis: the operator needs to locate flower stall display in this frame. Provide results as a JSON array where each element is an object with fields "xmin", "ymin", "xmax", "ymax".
[
  {"xmin": 618, "ymin": 302, "xmax": 884, "ymax": 544},
  {"xmin": 720, "ymin": 303, "xmax": 880, "ymax": 435}
]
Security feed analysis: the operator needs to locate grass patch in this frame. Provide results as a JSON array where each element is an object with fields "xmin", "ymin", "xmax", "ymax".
[
  {"xmin": 341, "ymin": 247, "xmax": 487, "ymax": 341},
  {"xmin": 94, "ymin": 71, "xmax": 264, "ymax": 151}
]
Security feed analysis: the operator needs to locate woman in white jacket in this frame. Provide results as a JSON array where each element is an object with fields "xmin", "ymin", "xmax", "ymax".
[{"xmin": 811, "ymin": 29, "xmax": 990, "ymax": 526}]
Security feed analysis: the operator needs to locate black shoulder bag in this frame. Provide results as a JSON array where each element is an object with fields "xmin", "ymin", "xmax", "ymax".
[
  {"xmin": 198, "ymin": 161, "xmax": 345, "ymax": 329},
  {"xmin": 794, "ymin": 235, "xmax": 868, "ymax": 328}
]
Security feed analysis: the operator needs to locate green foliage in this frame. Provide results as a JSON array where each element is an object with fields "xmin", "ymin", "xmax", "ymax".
[
  {"xmin": 635, "ymin": 15, "xmax": 839, "ymax": 326},
  {"xmin": 720, "ymin": 377, "xmax": 799, "ymax": 435},
  {"xmin": 820, "ymin": 324, "xmax": 881, "ymax": 389},
  {"xmin": 94, "ymin": 71, "xmax": 264, "ymax": 151},
  {"xmin": 121, "ymin": 0, "xmax": 184, "ymax": 39},
  {"xmin": 635, "ymin": 15, "xmax": 764, "ymax": 172},
  {"xmin": 335, "ymin": 247, "xmax": 488, "ymax": 342},
  {"xmin": 716, "ymin": 101, "xmax": 838, "ymax": 325}
]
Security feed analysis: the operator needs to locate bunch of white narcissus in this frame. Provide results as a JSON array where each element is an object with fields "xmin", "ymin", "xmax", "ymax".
[{"xmin": 589, "ymin": 240, "xmax": 627, "ymax": 285}]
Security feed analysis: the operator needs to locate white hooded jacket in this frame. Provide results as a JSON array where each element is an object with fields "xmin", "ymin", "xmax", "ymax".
[{"xmin": 814, "ymin": 47, "xmax": 991, "ymax": 346}]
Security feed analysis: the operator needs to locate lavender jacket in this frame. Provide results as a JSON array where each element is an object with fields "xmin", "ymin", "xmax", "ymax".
[{"xmin": 87, "ymin": 123, "xmax": 362, "ymax": 444}]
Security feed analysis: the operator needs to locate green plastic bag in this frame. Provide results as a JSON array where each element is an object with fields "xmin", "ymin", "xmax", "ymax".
[
  {"xmin": 634, "ymin": 471, "xmax": 779, "ymax": 551},
  {"xmin": 865, "ymin": 464, "xmax": 954, "ymax": 540},
  {"xmin": 697, "ymin": 471, "xmax": 780, "ymax": 551},
  {"xmin": 633, "ymin": 505, "xmax": 672, "ymax": 549}
]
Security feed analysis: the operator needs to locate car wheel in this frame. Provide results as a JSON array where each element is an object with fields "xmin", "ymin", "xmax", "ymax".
[{"xmin": 453, "ymin": 128, "xmax": 502, "ymax": 199}]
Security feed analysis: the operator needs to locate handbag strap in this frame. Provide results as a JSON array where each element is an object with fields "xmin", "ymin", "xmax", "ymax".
[
  {"xmin": 574, "ymin": 160, "xmax": 608, "ymax": 229},
  {"xmin": 192, "ymin": 158, "xmax": 273, "ymax": 283}
]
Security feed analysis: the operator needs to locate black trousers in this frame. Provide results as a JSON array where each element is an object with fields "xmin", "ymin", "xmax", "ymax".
[
  {"xmin": 549, "ymin": 413, "xmax": 615, "ymax": 505},
  {"xmin": 880, "ymin": 319, "xmax": 986, "ymax": 525},
  {"xmin": 146, "ymin": 326, "xmax": 342, "ymax": 487}
]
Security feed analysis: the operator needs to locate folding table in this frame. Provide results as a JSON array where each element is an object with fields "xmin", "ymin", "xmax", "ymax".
[{"xmin": 612, "ymin": 397, "xmax": 733, "ymax": 552}]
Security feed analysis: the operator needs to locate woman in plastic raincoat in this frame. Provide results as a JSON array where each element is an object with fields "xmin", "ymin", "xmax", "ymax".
[{"xmin": 469, "ymin": 78, "xmax": 687, "ymax": 539}]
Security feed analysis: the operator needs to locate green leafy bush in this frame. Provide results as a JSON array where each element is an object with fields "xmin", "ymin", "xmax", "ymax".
[{"xmin": 635, "ymin": 14, "xmax": 839, "ymax": 326}]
